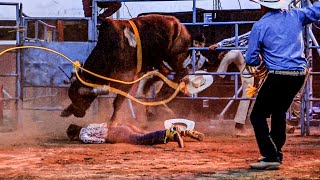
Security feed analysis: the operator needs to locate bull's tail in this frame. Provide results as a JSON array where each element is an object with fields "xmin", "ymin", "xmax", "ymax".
[
  {"xmin": 168, "ymin": 18, "xmax": 191, "ymax": 55},
  {"xmin": 169, "ymin": 20, "xmax": 182, "ymax": 53}
]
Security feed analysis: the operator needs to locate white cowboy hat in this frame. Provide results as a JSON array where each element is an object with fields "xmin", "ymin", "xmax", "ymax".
[
  {"xmin": 250, "ymin": 0, "xmax": 292, "ymax": 9},
  {"xmin": 185, "ymin": 70, "xmax": 213, "ymax": 96},
  {"xmin": 164, "ymin": 118, "xmax": 195, "ymax": 131}
]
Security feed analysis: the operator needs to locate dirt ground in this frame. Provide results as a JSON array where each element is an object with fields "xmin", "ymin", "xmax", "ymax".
[
  {"xmin": 0, "ymin": 97, "xmax": 318, "ymax": 179},
  {"xmin": 0, "ymin": 118, "xmax": 319, "ymax": 179}
]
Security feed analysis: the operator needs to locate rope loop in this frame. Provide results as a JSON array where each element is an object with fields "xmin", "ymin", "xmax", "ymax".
[
  {"xmin": 241, "ymin": 62, "xmax": 269, "ymax": 98},
  {"xmin": 73, "ymin": 61, "xmax": 82, "ymax": 68}
]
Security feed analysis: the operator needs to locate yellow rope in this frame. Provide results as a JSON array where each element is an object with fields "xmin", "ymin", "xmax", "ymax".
[
  {"xmin": 241, "ymin": 62, "xmax": 269, "ymax": 98},
  {"xmin": 245, "ymin": 84, "xmax": 258, "ymax": 98},
  {"xmin": 244, "ymin": 64, "xmax": 310, "ymax": 99},
  {"xmin": 0, "ymin": 46, "xmax": 75, "ymax": 64},
  {"xmin": 0, "ymin": 46, "xmax": 179, "ymax": 88},
  {"xmin": 73, "ymin": 63, "xmax": 179, "ymax": 90},
  {"xmin": 74, "ymin": 64, "xmax": 186, "ymax": 106},
  {"xmin": 112, "ymin": 82, "xmax": 185, "ymax": 106},
  {"xmin": 128, "ymin": 20, "xmax": 142, "ymax": 74},
  {"xmin": 0, "ymin": 45, "xmax": 185, "ymax": 106}
]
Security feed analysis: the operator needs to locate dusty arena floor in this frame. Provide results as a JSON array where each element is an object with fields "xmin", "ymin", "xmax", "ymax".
[
  {"xmin": 0, "ymin": 127, "xmax": 319, "ymax": 179},
  {"xmin": 0, "ymin": 99, "xmax": 319, "ymax": 179}
]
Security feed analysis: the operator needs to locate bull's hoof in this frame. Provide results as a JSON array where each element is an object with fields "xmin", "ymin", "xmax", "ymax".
[
  {"xmin": 72, "ymin": 111, "xmax": 86, "ymax": 118},
  {"xmin": 60, "ymin": 109, "xmax": 72, "ymax": 117}
]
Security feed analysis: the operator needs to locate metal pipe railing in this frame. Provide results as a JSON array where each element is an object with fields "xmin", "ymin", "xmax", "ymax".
[{"xmin": 0, "ymin": 2, "xmax": 19, "ymax": 6}]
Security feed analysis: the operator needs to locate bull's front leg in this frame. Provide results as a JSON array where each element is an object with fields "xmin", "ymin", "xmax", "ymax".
[
  {"xmin": 110, "ymin": 94, "xmax": 127, "ymax": 125},
  {"xmin": 109, "ymin": 71, "xmax": 135, "ymax": 126},
  {"xmin": 167, "ymin": 53, "xmax": 189, "ymax": 85},
  {"xmin": 172, "ymin": 65, "xmax": 189, "ymax": 86}
]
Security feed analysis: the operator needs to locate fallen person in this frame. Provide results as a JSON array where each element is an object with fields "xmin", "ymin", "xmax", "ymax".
[{"xmin": 66, "ymin": 123, "xmax": 184, "ymax": 148}]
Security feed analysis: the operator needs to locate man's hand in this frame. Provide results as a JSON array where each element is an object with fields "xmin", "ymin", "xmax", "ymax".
[{"xmin": 208, "ymin": 43, "xmax": 219, "ymax": 51}]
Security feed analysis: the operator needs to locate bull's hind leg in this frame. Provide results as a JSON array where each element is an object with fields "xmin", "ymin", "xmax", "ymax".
[
  {"xmin": 143, "ymin": 52, "xmax": 189, "ymax": 121},
  {"xmin": 148, "ymin": 82, "xmax": 177, "ymax": 119},
  {"xmin": 139, "ymin": 68, "xmax": 175, "ymax": 121}
]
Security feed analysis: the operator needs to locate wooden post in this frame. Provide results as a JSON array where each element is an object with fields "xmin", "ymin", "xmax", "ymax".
[
  {"xmin": 57, "ymin": 20, "xmax": 64, "ymax": 42},
  {"xmin": 0, "ymin": 85, "xmax": 3, "ymax": 126}
]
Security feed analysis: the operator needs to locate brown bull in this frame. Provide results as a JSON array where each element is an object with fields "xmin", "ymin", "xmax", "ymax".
[{"xmin": 60, "ymin": 14, "xmax": 191, "ymax": 124}]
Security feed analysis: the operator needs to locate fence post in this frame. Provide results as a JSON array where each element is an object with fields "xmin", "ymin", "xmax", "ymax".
[{"xmin": 0, "ymin": 85, "xmax": 3, "ymax": 126}]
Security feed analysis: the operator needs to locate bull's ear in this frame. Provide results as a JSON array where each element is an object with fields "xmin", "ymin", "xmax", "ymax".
[
  {"xmin": 60, "ymin": 104, "xmax": 74, "ymax": 117},
  {"xmin": 59, "ymin": 66, "xmax": 75, "ymax": 84}
]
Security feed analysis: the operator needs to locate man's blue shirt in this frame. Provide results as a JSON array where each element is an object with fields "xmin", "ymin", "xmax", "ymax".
[{"xmin": 245, "ymin": 2, "xmax": 320, "ymax": 71}]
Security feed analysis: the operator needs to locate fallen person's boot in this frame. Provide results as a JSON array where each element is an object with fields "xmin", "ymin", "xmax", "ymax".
[{"xmin": 181, "ymin": 130, "xmax": 204, "ymax": 141}]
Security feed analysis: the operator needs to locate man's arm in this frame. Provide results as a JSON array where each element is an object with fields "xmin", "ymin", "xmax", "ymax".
[
  {"xmin": 245, "ymin": 27, "xmax": 261, "ymax": 66},
  {"xmin": 209, "ymin": 31, "xmax": 251, "ymax": 50},
  {"xmin": 311, "ymin": 0, "xmax": 320, "ymax": 4},
  {"xmin": 298, "ymin": 1, "xmax": 320, "ymax": 25}
]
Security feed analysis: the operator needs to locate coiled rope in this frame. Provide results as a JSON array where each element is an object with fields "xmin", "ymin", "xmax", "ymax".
[
  {"xmin": 242, "ymin": 61, "xmax": 309, "ymax": 98},
  {"xmin": 241, "ymin": 61, "xmax": 269, "ymax": 98}
]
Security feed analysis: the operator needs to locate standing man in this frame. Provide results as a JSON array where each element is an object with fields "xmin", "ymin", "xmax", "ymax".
[
  {"xmin": 209, "ymin": 32, "xmax": 253, "ymax": 136},
  {"xmin": 209, "ymin": 30, "xmax": 301, "ymax": 135},
  {"xmin": 183, "ymin": 33, "xmax": 209, "ymax": 71},
  {"xmin": 246, "ymin": 0, "xmax": 320, "ymax": 170}
]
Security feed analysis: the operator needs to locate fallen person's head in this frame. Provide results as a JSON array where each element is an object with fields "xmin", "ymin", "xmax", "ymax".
[{"xmin": 66, "ymin": 124, "xmax": 83, "ymax": 141}]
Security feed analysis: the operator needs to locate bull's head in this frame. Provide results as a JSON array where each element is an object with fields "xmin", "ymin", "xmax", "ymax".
[{"xmin": 60, "ymin": 72, "xmax": 97, "ymax": 118}]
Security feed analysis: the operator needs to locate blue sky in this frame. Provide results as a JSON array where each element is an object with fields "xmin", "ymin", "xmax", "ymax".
[{"xmin": 0, "ymin": 0, "xmax": 259, "ymax": 20}]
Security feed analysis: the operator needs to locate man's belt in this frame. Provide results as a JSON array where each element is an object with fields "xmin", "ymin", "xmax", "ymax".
[{"xmin": 268, "ymin": 70, "xmax": 306, "ymax": 76}]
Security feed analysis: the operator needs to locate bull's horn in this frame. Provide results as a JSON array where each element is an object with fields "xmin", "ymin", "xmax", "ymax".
[
  {"xmin": 78, "ymin": 86, "xmax": 110, "ymax": 95},
  {"xmin": 78, "ymin": 87, "xmax": 94, "ymax": 95}
]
